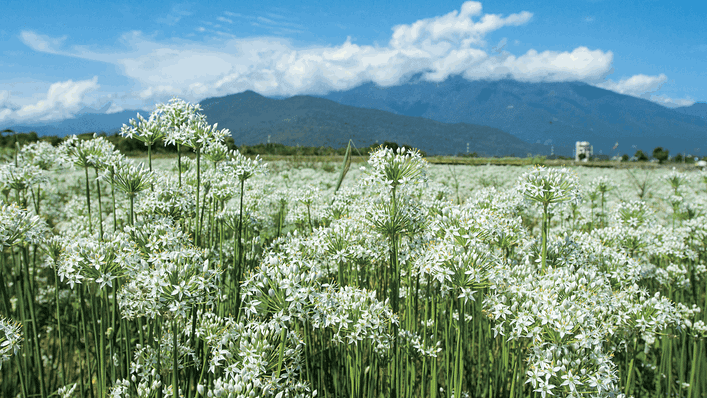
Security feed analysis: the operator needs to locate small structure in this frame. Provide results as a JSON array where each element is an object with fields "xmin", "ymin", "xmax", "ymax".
[{"xmin": 575, "ymin": 141, "xmax": 593, "ymax": 162}]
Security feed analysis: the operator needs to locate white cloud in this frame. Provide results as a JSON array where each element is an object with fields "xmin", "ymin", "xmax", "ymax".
[
  {"xmin": 389, "ymin": 2, "xmax": 531, "ymax": 50},
  {"xmin": 591, "ymin": 74, "xmax": 697, "ymax": 107},
  {"xmin": 442, "ymin": 46, "xmax": 613, "ymax": 84},
  {"xmin": 0, "ymin": 77, "xmax": 100, "ymax": 123},
  {"xmin": 584, "ymin": 16, "xmax": 595, "ymax": 22},
  {"xmin": 0, "ymin": 90, "xmax": 14, "ymax": 109},
  {"xmin": 13, "ymin": 1, "xmax": 689, "ymax": 119},
  {"xmin": 156, "ymin": 3, "xmax": 192, "ymax": 26},
  {"xmin": 595, "ymin": 73, "xmax": 667, "ymax": 98},
  {"xmin": 106, "ymin": 103, "xmax": 124, "ymax": 114},
  {"xmin": 649, "ymin": 94, "xmax": 695, "ymax": 108},
  {"xmin": 217, "ymin": 16, "xmax": 233, "ymax": 24},
  {"xmin": 492, "ymin": 38, "xmax": 507, "ymax": 53},
  {"xmin": 19, "ymin": 31, "xmax": 66, "ymax": 54}
]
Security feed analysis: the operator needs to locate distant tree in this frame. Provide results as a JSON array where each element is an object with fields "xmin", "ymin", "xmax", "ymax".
[
  {"xmin": 381, "ymin": 141, "xmax": 400, "ymax": 152},
  {"xmin": 673, "ymin": 153, "xmax": 684, "ymax": 163},
  {"xmin": 634, "ymin": 150, "xmax": 649, "ymax": 161},
  {"xmin": 622, "ymin": 154, "xmax": 629, "ymax": 162},
  {"xmin": 652, "ymin": 147, "xmax": 669, "ymax": 163}
]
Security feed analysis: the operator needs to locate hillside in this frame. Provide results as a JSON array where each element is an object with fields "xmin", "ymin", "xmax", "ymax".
[
  {"xmin": 313, "ymin": 74, "xmax": 707, "ymax": 156},
  {"xmin": 199, "ymin": 91, "xmax": 547, "ymax": 156}
]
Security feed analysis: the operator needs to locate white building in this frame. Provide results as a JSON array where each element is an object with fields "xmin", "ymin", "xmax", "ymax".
[{"xmin": 575, "ymin": 141, "xmax": 593, "ymax": 162}]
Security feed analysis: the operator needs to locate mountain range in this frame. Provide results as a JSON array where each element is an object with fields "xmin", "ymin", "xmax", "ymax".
[
  {"xmin": 197, "ymin": 91, "xmax": 546, "ymax": 156},
  {"xmin": 3, "ymin": 73, "xmax": 706, "ymax": 157},
  {"xmin": 307, "ymin": 74, "xmax": 707, "ymax": 157}
]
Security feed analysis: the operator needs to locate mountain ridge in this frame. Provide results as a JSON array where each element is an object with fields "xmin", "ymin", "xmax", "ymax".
[
  {"xmin": 314, "ymin": 75, "xmax": 706, "ymax": 157},
  {"xmin": 198, "ymin": 90, "xmax": 550, "ymax": 156},
  {"xmin": 2, "ymin": 74, "xmax": 705, "ymax": 157}
]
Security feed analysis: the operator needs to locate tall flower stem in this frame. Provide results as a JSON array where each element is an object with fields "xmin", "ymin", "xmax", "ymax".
[
  {"xmin": 84, "ymin": 165, "xmax": 93, "ymax": 235},
  {"xmin": 111, "ymin": 168, "xmax": 117, "ymax": 232},
  {"xmin": 237, "ymin": 179, "xmax": 245, "ymax": 273},
  {"xmin": 21, "ymin": 246, "xmax": 47, "ymax": 398},
  {"xmin": 129, "ymin": 195, "xmax": 135, "ymax": 226},
  {"xmin": 94, "ymin": 168, "xmax": 104, "ymax": 239},
  {"xmin": 172, "ymin": 318, "xmax": 179, "ymax": 398},
  {"xmin": 78, "ymin": 286, "xmax": 94, "ymax": 398},
  {"xmin": 54, "ymin": 264, "xmax": 66, "ymax": 385},
  {"xmin": 195, "ymin": 148, "xmax": 201, "ymax": 246},
  {"xmin": 542, "ymin": 202, "xmax": 548, "ymax": 271},
  {"xmin": 14, "ymin": 355, "xmax": 28, "ymax": 398},
  {"xmin": 177, "ymin": 144, "xmax": 182, "ymax": 187}
]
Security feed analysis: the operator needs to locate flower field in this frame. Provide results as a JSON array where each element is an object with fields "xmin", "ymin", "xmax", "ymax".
[{"xmin": 1, "ymin": 99, "xmax": 706, "ymax": 398}]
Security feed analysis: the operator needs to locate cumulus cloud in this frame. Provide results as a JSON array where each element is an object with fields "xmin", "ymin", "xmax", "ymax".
[
  {"xmin": 388, "ymin": 2, "xmax": 531, "ymax": 50},
  {"xmin": 649, "ymin": 94, "xmax": 695, "ymax": 108},
  {"xmin": 23, "ymin": 1, "xmax": 608, "ymax": 105},
  {"xmin": 13, "ymin": 1, "xmax": 687, "ymax": 118},
  {"xmin": 596, "ymin": 74, "xmax": 668, "ymax": 98},
  {"xmin": 0, "ymin": 77, "xmax": 100, "ymax": 123},
  {"xmin": 593, "ymin": 74, "xmax": 696, "ymax": 107}
]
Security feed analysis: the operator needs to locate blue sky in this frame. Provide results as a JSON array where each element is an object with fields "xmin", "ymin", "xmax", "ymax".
[{"xmin": 1, "ymin": 0, "xmax": 705, "ymax": 124}]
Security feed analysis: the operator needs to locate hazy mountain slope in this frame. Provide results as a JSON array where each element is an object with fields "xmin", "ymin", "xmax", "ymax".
[
  {"xmin": 199, "ymin": 91, "xmax": 547, "ymax": 156},
  {"xmin": 674, "ymin": 102, "xmax": 707, "ymax": 119},
  {"xmin": 3, "ymin": 110, "xmax": 143, "ymax": 136},
  {"xmin": 315, "ymin": 74, "xmax": 707, "ymax": 156}
]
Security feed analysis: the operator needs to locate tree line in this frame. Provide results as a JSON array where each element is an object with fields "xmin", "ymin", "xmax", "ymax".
[
  {"xmin": 0, "ymin": 129, "xmax": 424, "ymax": 157},
  {"xmin": 0, "ymin": 129, "xmax": 690, "ymax": 162}
]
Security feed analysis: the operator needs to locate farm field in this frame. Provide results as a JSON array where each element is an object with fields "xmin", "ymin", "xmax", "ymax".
[{"xmin": 1, "ymin": 100, "xmax": 707, "ymax": 398}]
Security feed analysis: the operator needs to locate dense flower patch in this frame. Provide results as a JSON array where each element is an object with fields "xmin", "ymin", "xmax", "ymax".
[{"xmin": 1, "ymin": 98, "xmax": 706, "ymax": 398}]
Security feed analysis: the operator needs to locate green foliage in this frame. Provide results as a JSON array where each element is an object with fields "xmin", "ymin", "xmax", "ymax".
[{"xmin": 653, "ymin": 147, "xmax": 669, "ymax": 163}]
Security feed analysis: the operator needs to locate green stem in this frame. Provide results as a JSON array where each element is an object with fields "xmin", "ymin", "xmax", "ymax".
[
  {"xmin": 542, "ymin": 202, "xmax": 548, "ymax": 271},
  {"xmin": 95, "ymin": 168, "xmax": 104, "ymax": 239},
  {"xmin": 454, "ymin": 298, "xmax": 465, "ymax": 398},
  {"xmin": 111, "ymin": 169, "xmax": 117, "ymax": 232},
  {"xmin": 195, "ymin": 148, "xmax": 201, "ymax": 246},
  {"xmin": 22, "ymin": 247, "xmax": 47, "ymax": 398},
  {"xmin": 79, "ymin": 287, "xmax": 95, "ymax": 398},
  {"xmin": 129, "ymin": 195, "xmax": 135, "ymax": 226},
  {"xmin": 625, "ymin": 337, "xmax": 637, "ymax": 397},
  {"xmin": 173, "ymin": 318, "xmax": 179, "ymax": 398},
  {"xmin": 276, "ymin": 327, "xmax": 286, "ymax": 379},
  {"xmin": 55, "ymin": 264, "xmax": 66, "ymax": 386},
  {"xmin": 14, "ymin": 355, "xmax": 28, "ymax": 398},
  {"xmin": 177, "ymin": 144, "xmax": 182, "ymax": 188},
  {"xmin": 85, "ymin": 165, "xmax": 93, "ymax": 235},
  {"xmin": 687, "ymin": 339, "xmax": 702, "ymax": 398}
]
